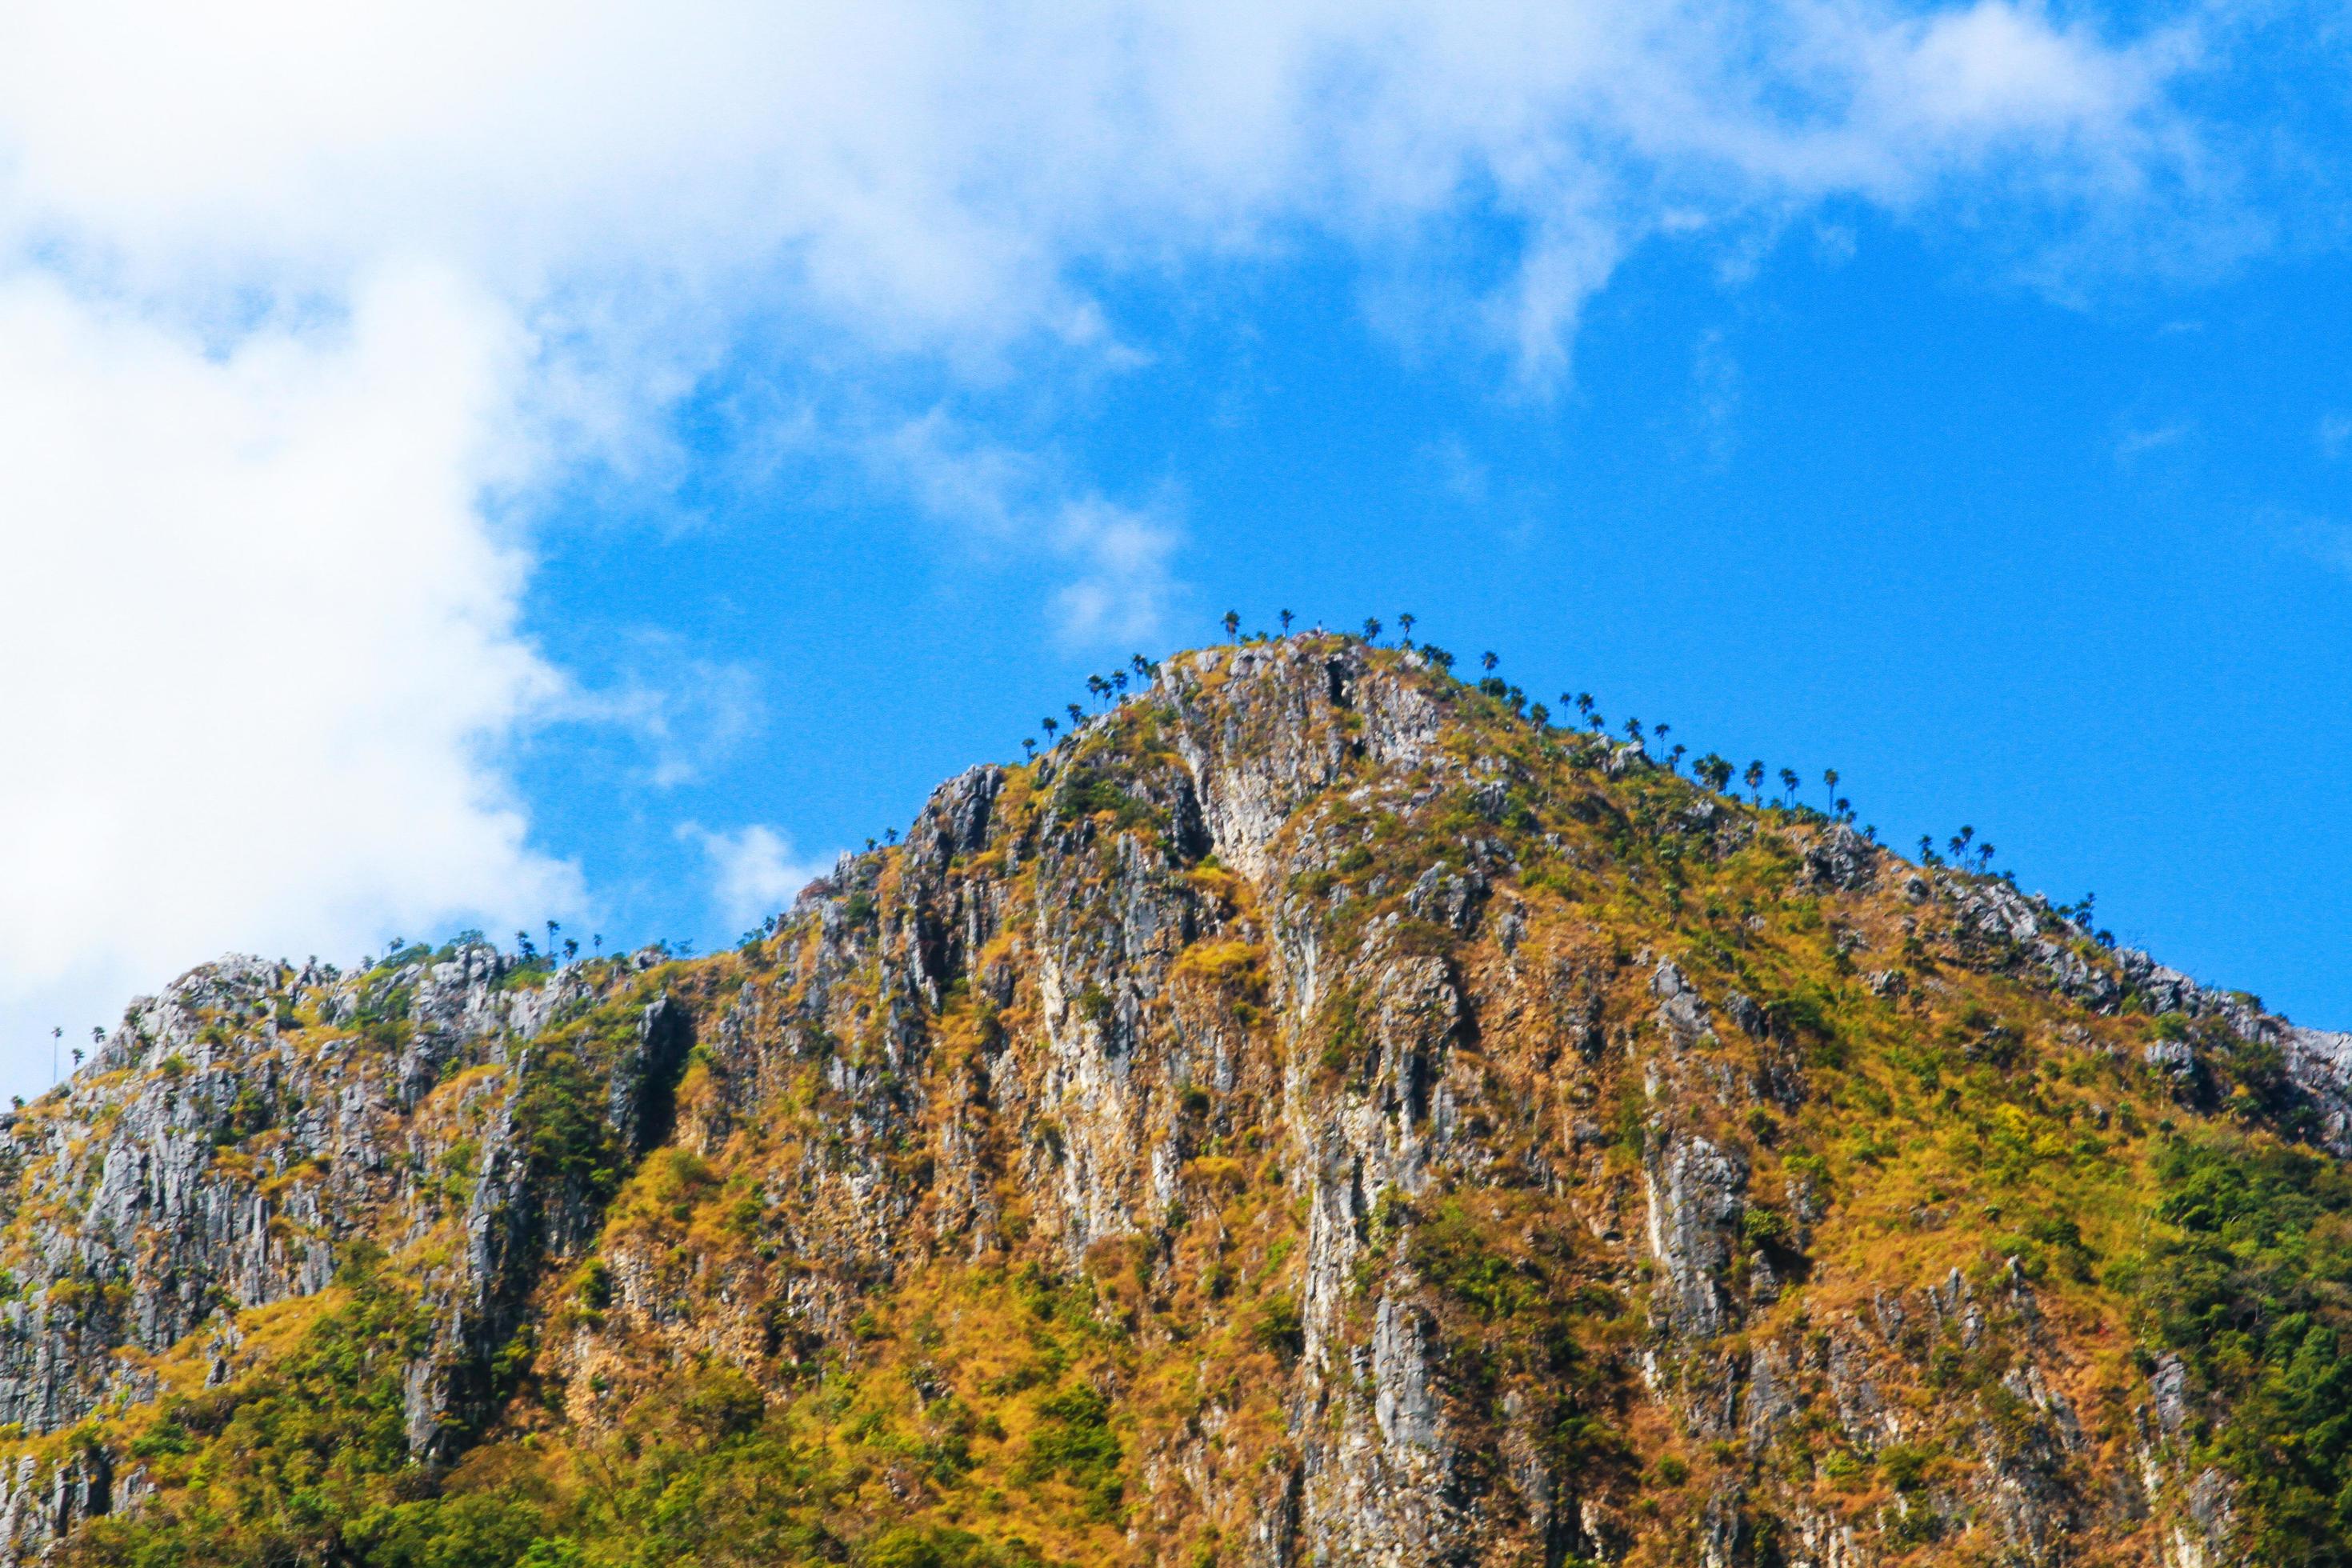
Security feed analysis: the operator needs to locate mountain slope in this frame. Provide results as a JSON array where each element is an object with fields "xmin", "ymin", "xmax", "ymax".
[{"xmin": 3, "ymin": 634, "xmax": 2350, "ymax": 1567}]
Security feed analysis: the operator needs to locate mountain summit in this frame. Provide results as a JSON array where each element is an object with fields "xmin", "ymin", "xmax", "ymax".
[{"xmin": 4, "ymin": 635, "xmax": 2349, "ymax": 1566}]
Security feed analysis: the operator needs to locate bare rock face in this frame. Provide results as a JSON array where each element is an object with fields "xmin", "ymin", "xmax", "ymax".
[
  {"xmin": 0, "ymin": 636, "xmax": 2344, "ymax": 1566},
  {"xmin": 0, "ymin": 942, "xmax": 689, "ymax": 1552}
]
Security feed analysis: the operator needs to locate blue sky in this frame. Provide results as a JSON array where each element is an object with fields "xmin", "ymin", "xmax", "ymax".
[
  {"xmin": 527, "ymin": 205, "xmax": 2352, "ymax": 1013},
  {"xmin": 2, "ymin": 0, "xmax": 2349, "ymax": 1093}
]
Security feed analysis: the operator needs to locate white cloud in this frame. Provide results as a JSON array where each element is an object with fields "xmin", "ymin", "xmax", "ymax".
[
  {"xmin": 0, "ymin": 265, "xmax": 580, "ymax": 1087},
  {"xmin": 0, "ymin": 2, "xmax": 2206, "ymax": 370},
  {"xmin": 682, "ymin": 823, "xmax": 831, "ymax": 934}
]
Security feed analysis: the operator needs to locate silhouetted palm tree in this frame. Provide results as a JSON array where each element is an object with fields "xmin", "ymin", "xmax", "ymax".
[
  {"xmin": 1279, "ymin": 610, "xmax": 1294, "ymax": 634},
  {"xmin": 1744, "ymin": 761, "xmax": 1766, "ymax": 804},
  {"xmin": 1222, "ymin": 610, "xmax": 1240, "ymax": 639}
]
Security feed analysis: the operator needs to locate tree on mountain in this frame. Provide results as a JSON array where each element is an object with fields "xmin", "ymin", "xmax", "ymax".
[
  {"xmin": 1624, "ymin": 718, "xmax": 1643, "ymax": 742},
  {"xmin": 1222, "ymin": 610, "xmax": 1240, "ymax": 640},
  {"xmin": 1131, "ymin": 654, "xmax": 1151, "ymax": 679},
  {"xmin": 1695, "ymin": 754, "xmax": 1733, "ymax": 793},
  {"xmin": 1398, "ymin": 612, "xmax": 1415, "ymax": 644},
  {"xmin": 1358, "ymin": 617, "xmax": 1378, "ymax": 642},
  {"xmin": 1744, "ymin": 761, "xmax": 1766, "ymax": 804},
  {"xmin": 1529, "ymin": 702, "xmax": 1550, "ymax": 726},
  {"xmin": 1086, "ymin": 674, "xmax": 1108, "ymax": 705},
  {"xmin": 1042, "ymin": 716, "xmax": 1058, "ymax": 740},
  {"xmin": 1778, "ymin": 767, "xmax": 1799, "ymax": 806},
  {"xmin": 1022, "ymin": 738, "xmax": 1037, "ymax": 759},
  {"xmin": 1670, "ymin": 743, "xmax": 1687, "ymax": 774},
  {"xmin": 1278, "ymin": 610, "xmax": 1294, "ymax": 634},
  {"xmin": 1574, "ymin": 692, "xmax": 1594, "ymax": 718},
  {"xmin": 1111, "ymin": 670, "xmax": 1129, "ymax": 696},
  {"xmin": 1066, "ymin": 703, "xmax": 1084, "ymax": 726},
  {"xmin": 1949, "ymin": 826, "xmax": 1974, "ymax": 864},
  {"xmin": 1424, "ymin": 646, "xmax": 1455, "ymax": 670},
  {"xmin": 516, "ymin": 930, "xmax": 535, "ymax": 960},
  {"xmin": 1481, "ymin": 650, "xmax": 1498, "ymax": 672},
  {"xmin": 1823, "ymin": 767, "xmax": 1839, "ymax": 812},
  {"xmin": 564, "ymin": 938, "xmax": 579, "ymax": 963},
  {"xmin": 1654, "ymin": 721, "xmax": 1671, "ymax": 746},
  {"xmin": 1917, "ymin": 834, "xmax": 1943, "ymax": 867},
  {"xmin": 546, "ymin": 920, "xmax": 560, "ymax": 954}
]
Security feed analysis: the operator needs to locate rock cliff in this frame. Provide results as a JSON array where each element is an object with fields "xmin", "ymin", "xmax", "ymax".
[{"xmin": 4, "ymin": 634, "xmax": 2349, "ymax": 1566}]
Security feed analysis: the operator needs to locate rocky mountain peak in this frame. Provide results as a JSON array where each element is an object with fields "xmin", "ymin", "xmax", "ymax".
[{"xmin": 1, "ymin": 633, "xmax": 2346, "ymax": 1566}]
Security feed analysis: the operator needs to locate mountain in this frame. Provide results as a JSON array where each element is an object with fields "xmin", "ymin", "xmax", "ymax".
[{"xmin": 2, "ymin": 635, "xmax": 2350, "ymax": 1567}]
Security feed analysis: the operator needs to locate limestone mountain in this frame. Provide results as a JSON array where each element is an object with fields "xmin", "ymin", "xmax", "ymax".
[{"xmin": 2, "ymin": 635, "xmax": 2349, "ymax": 1567}]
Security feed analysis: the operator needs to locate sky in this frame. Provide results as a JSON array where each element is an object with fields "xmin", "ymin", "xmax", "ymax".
[{"xmin": 2, "ymin": 0, "xmax": 2350, "ymax": 1095}]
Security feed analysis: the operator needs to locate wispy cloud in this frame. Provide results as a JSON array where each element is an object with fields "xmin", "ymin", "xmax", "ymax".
[
  {"xmin": 1424, "ymin": 435, "xmax": 1494, "ymax": 507},
  {"xmin": 2277, "ymin": 511, "xmax": 2352, "ymax": 577},
  {"xmin": 870, "ymin": 410, "xmax": 1184, "ymax": 645},
  {"xmin": 680, "ymin": 822, "xmax": 832, "ymax": 934},
  {"xmin": 2115, "ymin": 420, "xmax": 2193, "ymax": 462},
  {"xmin": 553, "ymin": 634, "xmax": 766, "ymax": 790},
  {"xmin": 2321, "ymin": 412, "xmax": 2352, "ymax": 461}
]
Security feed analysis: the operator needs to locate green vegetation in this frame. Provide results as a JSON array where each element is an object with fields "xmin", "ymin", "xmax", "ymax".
[{"xmin": 2138, "ymin": 1134, "xmax": 2352, "ymax": 1564}]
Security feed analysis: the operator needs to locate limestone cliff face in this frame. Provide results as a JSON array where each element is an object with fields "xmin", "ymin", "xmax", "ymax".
[{"xmin": 3, "ymin": 637, "xmax": 2349, "ymax": 1566}]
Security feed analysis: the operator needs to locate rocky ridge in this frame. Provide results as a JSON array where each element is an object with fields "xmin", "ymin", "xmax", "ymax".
[{"xmin": 0, "ymin": 635, "xmax": 2346, "ymax": 1566}]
